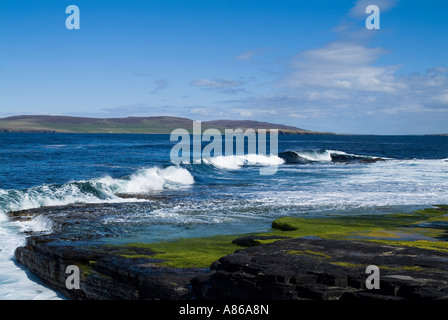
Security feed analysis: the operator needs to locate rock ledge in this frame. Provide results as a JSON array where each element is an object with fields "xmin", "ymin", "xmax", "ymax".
[{"xmin": 14, "ymin": 235, "xmax": 448, "ymax": 300}]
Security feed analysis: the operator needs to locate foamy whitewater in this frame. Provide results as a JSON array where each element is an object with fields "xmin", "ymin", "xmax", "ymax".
[
  {"xmin": 0, "ymin": 166, "xmax": 193, "ymax": 213},
  {"xmin": 0, "ymin": 210, "xmax": 61, "ymax": 299},
  {"xmin": 0, "ymin": 165, "xmax": 193, "ymax": 299},
  {"xmin": 202, "ymin": 154, "xmax": 284, "ymax": 170},
  {"xmin": 0, "ymin": 133, "xmax": 447, "ymax": 299}
]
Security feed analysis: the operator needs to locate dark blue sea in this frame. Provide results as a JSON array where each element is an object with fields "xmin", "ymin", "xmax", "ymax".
[{"xmin": 0, "ymin": 133, "xmax": 447, "ymax": 299}]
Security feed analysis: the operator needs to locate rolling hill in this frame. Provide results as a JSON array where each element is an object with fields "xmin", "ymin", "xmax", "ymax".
[{"xmin": 0, "ymin": 115, "xmax": 332, "ymax": 135}]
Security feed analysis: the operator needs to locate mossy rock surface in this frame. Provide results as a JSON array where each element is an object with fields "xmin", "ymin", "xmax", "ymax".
[
  {"xmin": 110, "ymin": 205, "xmax": 448, "ymax": 269},
  {"xmin": 11, "ymin": 204, "xmax": 448, "ymax": 300},
  {"xmin": 115, "ymin": 235, "xmax": 241, "ymax": 268}
]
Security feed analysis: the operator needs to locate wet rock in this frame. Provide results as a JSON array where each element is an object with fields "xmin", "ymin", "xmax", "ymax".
[
  {"xmin": 15, "ymin": 233, "xmax": 448, "ymax": 300},
  {"xmin": 14, "ymin": 234, "xmax": 207, "ymax": 300},
  {"xmin": 231, "ymin": 235, "xmax": 291, "ymax": 247},
  {"xmin": 194, "ymin": 238, "xmax": 448, "ymax": 300},
  {"xmin": 10, "ymin": 203, "xmax": 448, "ymax": 300}
]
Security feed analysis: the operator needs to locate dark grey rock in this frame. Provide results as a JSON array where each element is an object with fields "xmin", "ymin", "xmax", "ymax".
[
  {"xmin": 194, "ymin": 238, "xmax": 448, "ymax": 300},
  {"xmin": 10, "ymin": 204, "xmax": 448, "ymax": 300},
  {"xmin": 232, "ymin": 235, "xmax": 291, "ymax": 247}
]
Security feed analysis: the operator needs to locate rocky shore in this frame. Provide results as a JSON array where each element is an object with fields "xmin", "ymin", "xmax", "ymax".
[
  {"xmin": 9, "ymin": 204, "xmax": 448, "ymax": 300},
  {"xmin": 194, "ymin": 237, "xmax": 448, "ymax": 300}
]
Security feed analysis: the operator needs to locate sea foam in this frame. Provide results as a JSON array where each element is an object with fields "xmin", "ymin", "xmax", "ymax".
[
  {"xmin": 95, "ymin": 166, "xmax": 194, "ymax": 194},
  {"xmin": 0, "ymin": 166, "xmax": 194, "ymax": 217},
  {"xmin": 279, "ymin": 149, "xmax": 388, "ymax": 163},
  {"xmin": 203, "ymin": 154, "xmax": 285, "ymax": 170}
]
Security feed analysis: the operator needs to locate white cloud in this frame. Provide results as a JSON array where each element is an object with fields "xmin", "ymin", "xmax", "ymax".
[
  {"xmin": 151, "ymin": 79, "xmax": 169, "ymax": 94},
  {"xmin": 189, "ymin": 107, "xmax": 223, "ymax": 117},
  {"xmin": 236, "ymin": 48, "xmax": 271, "ymax": 61},
  {"xmin": 306, "ymin": 90, "xmax": 349, "ymax": 101},
  {"xmin": 221, "ymin": 0, "xmax": 448, "ymax": 132},
  {"xmin": 190, "ymin": 78, "xmax": 244, "ymax": 88},
  {"xmin": 192, "ymin": 0, "xmax": 446, "ymax": 133},
  {"xmin": 285, "ymin": 41, "xmax": 402, "ymax": 93},
  {"xmin": 228, "ymin": 108, "xmax": 283, "ymax": 119},
  {"xmin": 190, "ymin": 78, "xmax": 246, "ymax": 94},
  {"xmin": 236, "ymin": 50, "xmax": 255, "ymax": 61},
  {"xmin": 239, "ymin": 110, "xmax": 253, "ymax": 117},
  {"xmin": 432, "ymin": 91, "xmax": 448, "ymax": 104},
  {"xmin": 288, "ymin": 113, "xmax": 307, "ymax": 119},
  {"xmin": 428, "ymin": 67, "xmax": 448, "ymax": 74}
]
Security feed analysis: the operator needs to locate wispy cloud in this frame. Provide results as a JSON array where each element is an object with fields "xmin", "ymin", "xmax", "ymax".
[
  {"xmin": 236, "ymin": 50, "xmax": 256, "ymax": 61},
  {"xmin": 268, "ymin": 0, "xmax": 448, "ymax": 127},
  {"xmin": 189, "ymin": 107, "xmax": 224, "ymax": 117},
  {"xmin": 190, "ymin": 78, "xmax": 244, "ymax": 88},
  {"xmin": 280, "ymin": 47, "xmax": 448, "ymax": 115},
  {"xmin": 133, "ymin": 71, "xmax": 151, "ymax": 77},
  {"xmin": 101, "ymin": 104, "xmax": 154, "ymax": 117},
  {"xmin": 236, "ymin": 47, "xmax": 273, "ymax": 61},
  {"xmin": 213, "ymin": 0, "xmax": 448, "ymax": 133},
  {"xmin": 284, "ymin": 41, "xmax": 401, "ymax": 93},
  {"xmin": 190, "ymin": 78, "xmax": 246, "ymax": 94},
  {"xmin": 85, "ymin": 0, "xmax": 447, "ymax": 134},
  {"xmin": 101, "ymin": 103, "xmax": 182, "ymax": 117},
  {"xmin": 151, "ymin": 79, "xmax": 170, "ymax": 94}
]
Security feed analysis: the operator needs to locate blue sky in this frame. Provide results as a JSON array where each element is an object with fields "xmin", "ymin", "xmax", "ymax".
[{"xmin": 0, "ymin": 0, "xmax": 447, "ymax": 134}]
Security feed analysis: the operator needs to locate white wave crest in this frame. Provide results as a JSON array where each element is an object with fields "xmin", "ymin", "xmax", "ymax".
[
  {"xmin": 0, "ymin": 185, "xmax": 105, "ymax": 213},
  {"xmin": 0, "ymin": 166, "xmax": 194, "ymax": 215},
  {"xmin": 290, "ymin": 149, "xmax": 387, "ymax": 162},
  {"xmin": 18, "ymin": 215, "xmax": 55, "ymax": 234},
  {"xmin": 293, "ymin": 150, "xmax": 336, "ymax": 162},
  {"xmin": 95, "ymin": 166, "xmax": 194, "ymax": 194},
  {"xmin": 203, "ymin": 154, "xmax": 285, "ymax": 170}
]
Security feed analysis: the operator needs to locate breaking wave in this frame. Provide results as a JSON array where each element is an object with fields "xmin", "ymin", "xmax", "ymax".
[
  {"xmin": 0, "ymin": 166, "xmax": 194, "ymax": 218},
  {"xmin": 279, "ymin": 150, "xmax": 387, "ymax": 164},
  {"xmin": 96, "ymin": 166, "xmax": 194, "ymax": 194},
  {"xmin": 202, "ymin": 154, "xmax": 285, "ymax": 170}
]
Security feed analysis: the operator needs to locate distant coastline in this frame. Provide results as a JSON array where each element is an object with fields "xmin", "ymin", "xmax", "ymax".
[{"xmin": 0, "ymin": 115, "xmax": 335, "ymax": 135}]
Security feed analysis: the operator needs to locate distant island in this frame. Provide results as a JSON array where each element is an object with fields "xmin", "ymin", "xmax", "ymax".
[{"xmin": 0, "ymin": 115, "xmax": 333, "ymax": 135}]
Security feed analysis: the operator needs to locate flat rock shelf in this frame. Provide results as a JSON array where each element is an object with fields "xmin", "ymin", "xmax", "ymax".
[{"xmin": 9, "ymin": 204, "xmax": 448, "ymax": 300}]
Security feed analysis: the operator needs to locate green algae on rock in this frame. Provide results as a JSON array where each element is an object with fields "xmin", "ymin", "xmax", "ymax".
[
  {"xmin": 110, "ymin": 206, "xmax": 448, "ymax": 269},
  {"xmin": 115, "ymin": 235, "xmax": 242, "ymax": 268},
  {"xmin": 10, "ymin": 204, "xmax": 448, "ymax": 300},
  {"xmin": 268, "ymin": 205, "xmax": 448, "ymax": 243},
  {"xmin": 101, "ymin": 206, "xmax": 448, "ymax": 271}
]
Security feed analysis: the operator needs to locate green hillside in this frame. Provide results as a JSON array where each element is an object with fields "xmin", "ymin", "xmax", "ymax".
[{"xmin": 0, "ymin": 115, "xmax": 331, "ymax": 134}]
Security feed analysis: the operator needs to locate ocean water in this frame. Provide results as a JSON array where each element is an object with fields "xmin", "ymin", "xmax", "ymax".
[{"xmin": 0, "ymin": 133, "xmax": 447, "ymax": 299}]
